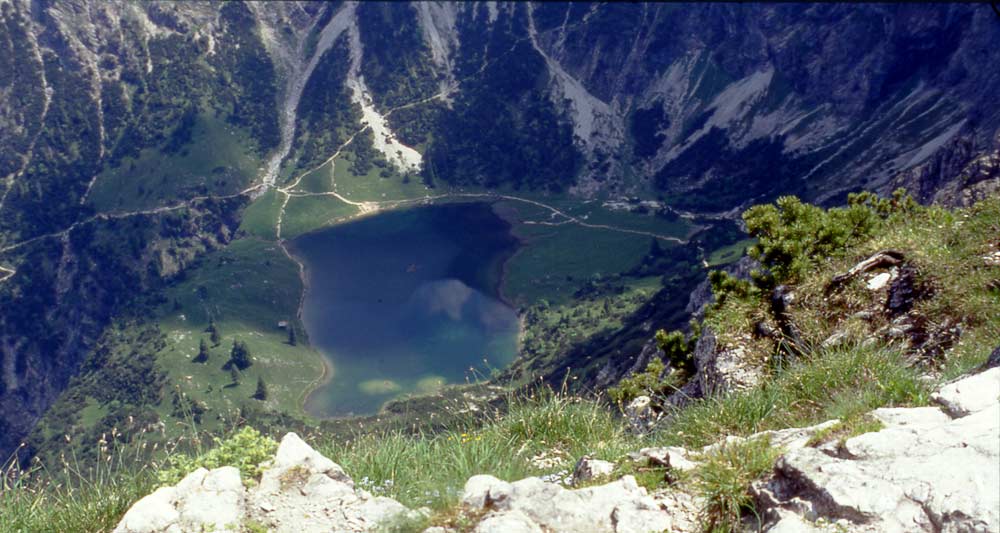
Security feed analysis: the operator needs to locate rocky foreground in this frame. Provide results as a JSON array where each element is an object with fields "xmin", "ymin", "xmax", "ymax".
[{"xmin": 115, "ymin": 367, "xmax": 999, "ymax": 533}]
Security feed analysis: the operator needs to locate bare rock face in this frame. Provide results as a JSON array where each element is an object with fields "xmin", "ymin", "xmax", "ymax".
[
  {"xmin": 897, "ymin": 131, "xmax": 1000, "ymax": 208},
  {"xmin": 932, "ymin": 369, "xmax": 1000, "ymax": 418},
  {"xmin": 701, "ymin": 420, "xmax": 842, "ymax": 457},
  {"xmin": 472, "ymin": 509, "xmax": 542, "ymax": 533},
  {"xmin": 624, "ymin": 395, "xmax": 662, "ymax": 434},
  {"xmin": 629, "ymin": 446, "xmax": 698, "ymax": 473},
  {"xmin": 250, "ymin": 433, "xmax": 420, "ymax": 533},
  {"xmin": 693, "ymin": 328, "xmax": 763, "ymax": 395},
  {"xmin": 572, "ymin": 455, "xmax": 616, "ymax": 484},
  {"xmin": 755, "ymin": 368, "xmax": 1000, "ymax": 533},
  {"xmin": 114, "ymin": 467, "xmax": 245, "ymax": 533},
  {"xmin": 114, "ymin": 433, "xmax": 416, "ymax": 533},
  {"xmin": 460, "ymin": 474, "xmax": 680, "ymax": 533}
]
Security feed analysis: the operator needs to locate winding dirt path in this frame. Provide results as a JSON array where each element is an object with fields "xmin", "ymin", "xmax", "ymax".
[{"xmin": 0, "ymin": 7, "xmax": 690, "ymax": 285}]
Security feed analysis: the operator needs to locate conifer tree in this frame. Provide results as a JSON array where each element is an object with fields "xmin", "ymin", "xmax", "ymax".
[
  {"xmin": 224, "ymin": 339, "xmax": 252, "ymax": 370},
  {"xmin": 193, "ymin": 338, "xmax": 209, "ymax": 363},
  {"xmin": 253, "ymin": 377, "xmax": 268, "ymax": 401},
  {"xmin": 208, "ymin": 318, "xmax": 220, "ymax": 346}
]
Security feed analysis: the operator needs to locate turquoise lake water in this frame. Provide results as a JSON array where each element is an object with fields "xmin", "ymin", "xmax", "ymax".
[{"xmin": 294, "ymin": 203, "xmax": 520, "ymax": 417}]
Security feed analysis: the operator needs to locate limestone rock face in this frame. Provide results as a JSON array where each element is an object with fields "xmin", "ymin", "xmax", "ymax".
[
  {"xmin": 692, "ymin": 328, "xmax": 763, "ymax": 396},
  {"xmin": 114, "ymin": 433, "xmax": 414, "ymax": 533},
  {"xmin": 114, "ymin": 487, "xmax": 181, "ymax": 533},
  {"xmin": 629, "ymin": 446, "xmax": 697, "ymax": 472},
  {"xmin": 114, "ymin": 467, "xmax": 244, "ymax": 533},
  {"xmin": 246, "ymin": 433, "xmax": 416, "ymax": 533},
  {"xmin": 756, "ymin": 368, "xmax": 1000, "ymax": 533},
  {"xmin": 473, "ymin": 509, "xmax": 543, "ymax": 533},
  {"xmin": 461, "ymin": 474, "xmax": 677, "ymax": 533},
  {"xmin": 932, "ymin": 367, "xmax": 1000, "ymax": 417},
  {"xmin": 176, "ymin": 467, "xmax": 244, "ymax": 531},
  {"xmin": 700, "ymin": 419, "xmax": 841, "ymax": 455},
  {"xmin": 624, "ymin": 395, "xmax": 661, "ymax": 433},
  {"xmin": 572, "ymin": 456, "xmax": 616, "ymax": 484}
]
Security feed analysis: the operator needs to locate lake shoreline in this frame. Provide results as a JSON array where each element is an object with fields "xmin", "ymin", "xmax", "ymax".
[
  {"xmin": 284, "ymin": 238, "xmax": 335, "ymax": 419},
  {"xmin": 292, "ymin": 202, "xmax": 522, "ymax": 419},
  {"xmin": 300, "ymin": 349, "xmax": 334, "ymax": 418},
  {"xmin": 491, "ymin": 205, "xmax": 524, "ymax": 311}
]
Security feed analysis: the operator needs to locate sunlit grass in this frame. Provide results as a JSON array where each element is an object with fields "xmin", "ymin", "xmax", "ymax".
[
  {"xmin": 319, "ymin": 387, "xmax": 642, "ymax": 511},
  {"xmin": 655, "ymin": 343, "xmax": 930, "ymax": 449}
]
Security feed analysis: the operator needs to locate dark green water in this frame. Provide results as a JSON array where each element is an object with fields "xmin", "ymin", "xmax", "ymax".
[{"xmin": 295, "ymin": 203, "xmax": 520, "ymax": 417}]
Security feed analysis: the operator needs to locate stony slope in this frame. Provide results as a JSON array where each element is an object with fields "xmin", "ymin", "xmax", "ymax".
[
  {"xmin": 113, "ymin": 366, "xmax": 999, "ymax": 533},
  {"xmin": 757, "ymin": 365, "xmax": 1000, "ymax": 532}
]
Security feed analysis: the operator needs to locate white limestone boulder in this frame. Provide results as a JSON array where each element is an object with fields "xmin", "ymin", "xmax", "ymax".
[
  {"xmin": 246, "ymin": 432, "xmax": 415, "ymax": 533},
  {"xmin": 756, "ymin": 369, "xmax": 1000, "ymax": 532},
  {"xmin": 113, "ymin": 467, "xmax": 243, "ymax": 533},
  {"xmin": 932, "ymin": 366, "xmax": 1000, "ymax": 417},
  {"xmin": 461, "ymin": 474, "xmax": 674, "ymax": 532}
]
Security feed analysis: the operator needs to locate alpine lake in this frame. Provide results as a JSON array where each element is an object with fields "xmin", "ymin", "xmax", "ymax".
[{"xmin": 294, "ymin": 203, "xmax": 520, "ymax": 417}]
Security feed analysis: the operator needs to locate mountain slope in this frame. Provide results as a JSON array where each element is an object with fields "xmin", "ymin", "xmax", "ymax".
[{"xmin": 1, "ymin": 1, "xmax": 999, "ymax": 456}]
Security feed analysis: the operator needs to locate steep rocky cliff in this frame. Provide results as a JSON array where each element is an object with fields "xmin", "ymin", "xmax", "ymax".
[{"xmin": 1, "ymin": 1, "xmax": 999, "ymax": 455}]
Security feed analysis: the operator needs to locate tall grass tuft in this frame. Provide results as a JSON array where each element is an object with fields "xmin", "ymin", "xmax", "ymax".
[
  {"xmin": 696, "ymin": 437, "xmax": 780, "ymax": 532},
  {"xmin": 1, "ymin": 428, "xmax": 158, "ymax": 533},
  {"xmin": 657, "ymin": 342, "xmax": 930, "ymax": 449}
]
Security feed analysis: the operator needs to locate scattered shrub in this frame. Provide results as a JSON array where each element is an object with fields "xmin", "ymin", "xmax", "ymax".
[
  {"xmin": 609, "ymin": 329, "xmax": 694, "ymax": 406},
  {"xmin": 156, "ymin": 427, "xmax": 277, "ymax": 486},
  {"xmin": 743, "ymin": 189, "xmax": 916, "ymax": 287}
]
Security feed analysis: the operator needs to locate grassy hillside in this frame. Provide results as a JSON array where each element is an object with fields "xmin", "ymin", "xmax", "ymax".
[
  {"xmin": 87, "ymin": 113, "xmax": 261, "ymax": 213},
  {"xmin": 153, "ymin": 238, "xmax": 325, "ymax": 435}
]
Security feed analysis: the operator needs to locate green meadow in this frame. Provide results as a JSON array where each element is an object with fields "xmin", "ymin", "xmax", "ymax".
[
  {"xmin": 328, "ymin": 150, "xmax": 438, "ymax": 202},
  {"xmin": 154, "ymin": 238, "xmax": 323, "ymax": 433},
  {"xmin": 88, "ymin": 113, "xmax": 261, "ymax": 212},
  {"xmin": 279, "ymin": 194, "xmax": 359, "ymax": 239}
]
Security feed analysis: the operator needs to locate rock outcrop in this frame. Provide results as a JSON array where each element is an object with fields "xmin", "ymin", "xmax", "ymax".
[
  {"xmin": 114, "ymin": 433, "xmax": 421, "ymax": 533},
  {"xmin": 754, "ymin": 367, "xmax": 1000, "ymax": 532},
  {"xmin": 114, "ymin": 467, "xmax": 245, "ymax": 533},
  {"xmin": 460, "ymin": 474, "xmax": 681, "ymax": 533},
  {"xmin": 692, "ymin": 328, "xmax": 763, "ymax": 396},
  {"xmin": 116, "ymin": 368, "xmax": 998, "ymax": 533}
]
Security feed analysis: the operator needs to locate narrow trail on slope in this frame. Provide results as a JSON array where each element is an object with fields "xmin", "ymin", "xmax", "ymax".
[
  {"xmin": 273, "ymin": 126, "xmax": 374, "ymax": 321},
  {"xmin": 0, "ymin": 183, "xmax": 266, "ymax": 287}
]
